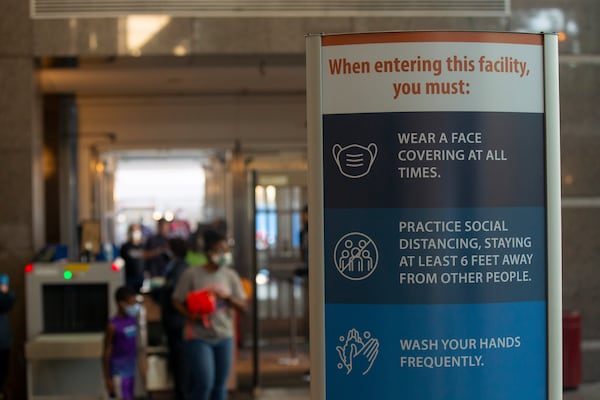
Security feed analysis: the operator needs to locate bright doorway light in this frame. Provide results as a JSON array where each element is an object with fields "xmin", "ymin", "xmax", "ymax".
[{"xmin": 113, "ymin": 156, "xmax": 206, "ymax": 244}]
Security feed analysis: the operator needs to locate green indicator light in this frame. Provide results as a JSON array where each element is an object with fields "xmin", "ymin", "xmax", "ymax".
[{"xmin": 63, "ymin": 270, "xmax": 73, "ymax": 280}]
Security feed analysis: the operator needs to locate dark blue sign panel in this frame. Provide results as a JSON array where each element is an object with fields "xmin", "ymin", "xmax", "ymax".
[
  {"xmin": 319, "ymin": 33, "xmax": 547, "ymax": 400},
  {"xmin": 323, "ymin": 112, "xmax": 545, "ymax": 209}
]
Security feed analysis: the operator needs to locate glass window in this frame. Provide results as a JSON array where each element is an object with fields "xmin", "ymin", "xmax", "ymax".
[{"xmin": 255, "ymin": 184, "xmax": 306, "ymax": 259}]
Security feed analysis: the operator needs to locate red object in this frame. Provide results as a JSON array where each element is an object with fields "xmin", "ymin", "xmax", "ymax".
[
  {"xmin": 563, "ymin": 310, "xmax": 582, "ymax": 389},
  {"xmin": 24, "ymin": 263, "xmax": 34, "ymax": 274},
  {"xmin": 187, "ymin": 289, "xmax": 217, "ymax": 315}
]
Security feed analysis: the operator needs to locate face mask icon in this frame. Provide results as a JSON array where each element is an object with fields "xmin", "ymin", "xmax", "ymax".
[{"xmin": 332, "ymin": 143, "xmax": 378, "ymax": 178}]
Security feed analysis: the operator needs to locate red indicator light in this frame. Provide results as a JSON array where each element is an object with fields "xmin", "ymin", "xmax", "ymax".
[
  {"xmin": 24, "ymin": 263, "xmax": 34, "ymax": 274},
  {"xmin": 111, "ymin": 263, "xmax": 120, "ymax": 272}
]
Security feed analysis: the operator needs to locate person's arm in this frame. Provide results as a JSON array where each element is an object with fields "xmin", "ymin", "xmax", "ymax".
[
  {"xmin": 143, "ymin": 237, "xmax": 167, "ymax": 260},
  {"xmin": 172, "ymin": 298, "xmax": 195, "ymax": 320},
  {"xmin": 102, "ymin": 322, "xmax": 115, "ymax": 396},
  {"xmin": 214, "ymin": 290, "xmax": 247, "ymax": 314},
  {"xmin": 171, "ymin": 262, "xmax": 187, "ymax": 288},
  {"xmin": 143, "ymin": 247, "xmax": 165, "ymax": 259},
  {"xmin": 216, "ymin": 271, "xmax": 248, "ymax": 314},
  {"xmin": 119, "ymin": 243, "xmax": 127, "ymax": 259},
  {"xmin": 226, "ymin": 295, "xmax": 247, "ymax": 314},
  {"xmin": 171, "ymin": 268, "xmax": 196, "ymax": 320}
]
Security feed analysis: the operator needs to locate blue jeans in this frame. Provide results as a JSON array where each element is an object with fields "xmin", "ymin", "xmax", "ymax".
[{"xmin": 184, "ymin": 338, "xmax": 233, "ymax": 400}]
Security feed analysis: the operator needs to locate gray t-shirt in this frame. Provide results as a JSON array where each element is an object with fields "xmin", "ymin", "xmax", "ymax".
[{"xmin": 172, "ymin": 265, "xmax": 246, "ymax": 341}]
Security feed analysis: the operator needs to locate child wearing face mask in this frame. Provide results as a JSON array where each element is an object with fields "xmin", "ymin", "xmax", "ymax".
[
  {"xmin": 172, "ymin": 230, "xmax": 247, "ymax": 400},
  {"xmin": 103, "ymin": 286, "xmax": 146, "ymax": 400}
]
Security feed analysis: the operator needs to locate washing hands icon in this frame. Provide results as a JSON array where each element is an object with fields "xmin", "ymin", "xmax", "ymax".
[{"xmin": 336, "ymin": 328, "xmax": 379, "ymax": 375}]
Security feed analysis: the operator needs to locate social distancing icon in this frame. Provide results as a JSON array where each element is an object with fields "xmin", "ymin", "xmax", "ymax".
[{"xmin": 334, "ymin": 232, "xmax": 379, "ymax": 280}]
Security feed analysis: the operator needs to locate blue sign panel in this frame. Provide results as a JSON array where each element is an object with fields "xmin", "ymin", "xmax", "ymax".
[{"xmin": 317, "ymin": 32, "xmax": 549, "ymax": 400}]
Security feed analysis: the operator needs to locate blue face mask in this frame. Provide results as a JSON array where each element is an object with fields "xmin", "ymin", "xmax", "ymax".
[{"xmin": 125, "ymin": 303, "xmax": 140, "ymax": 317}]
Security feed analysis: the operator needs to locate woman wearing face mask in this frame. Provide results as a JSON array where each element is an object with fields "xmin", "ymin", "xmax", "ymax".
[{"xmin": 172, "ymin": 230, "xmax": 247, "ymax": 400}]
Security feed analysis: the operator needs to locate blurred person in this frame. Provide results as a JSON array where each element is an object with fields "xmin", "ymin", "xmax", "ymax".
[
  {"xmin": 186, "ymin": 225, "xmax": 208, "ymax": 267},
  {"xmin": 120, "ymin": 224, "xmax": 145, "ymax": 292},
  {"xmin": 172, "ymin": 230, "xmax": 247, "ymax": 400},
  {"xmin": 159, "ymin": 238, "xmax": 189, "ymax": 400},
  {"xmin": 186, "ymin": 219, "xmax": 228, "ymax": 267},
  {"xmin": 0, "ymin": 274, "xmax": 15, "ymax": 399},
  {"xmin": 144, "ymin": 218, "xmax": 171, "ymax": 277},
  {"xmin": 298, "ymin": 205, "xmax": 309, "ymax": 276},
  {"xmin": 103, "ymin": 286, "xmax": 146, "ymax": 400},
  {"xmin": 139, "ymin": 220, "xmax": 153, "ymax": 241},
  {"xmin": 295, "ymin": 205, "xmax": 310, "ymax": 381},
  {"xmin": 211, "ymin": 218, "xmax": 228, "ymax": 238},
  {"xmin": 170, "ymin": 209, "xmax": 192, "ymax": 240}
]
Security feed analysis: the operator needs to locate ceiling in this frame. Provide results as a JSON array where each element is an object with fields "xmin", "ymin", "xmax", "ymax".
[{"xmin": 38, "ymin": 55, "xmax": 307, "ymax": 96}]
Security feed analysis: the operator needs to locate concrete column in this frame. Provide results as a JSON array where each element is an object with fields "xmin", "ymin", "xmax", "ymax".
[
  {"xmin": 231, "ymin": 147, "xmax": 251, "ymax": 280},
  {"xmin": 0, "ymin": 60, "xmax": 42, "ymax": 397},
  {"xmin": 0, "ymin": 0, "xmax": 40, "ymax": 397},
  {"xmin": 43, "ymin": 94, "xmax": 79, "ymax": 255}
]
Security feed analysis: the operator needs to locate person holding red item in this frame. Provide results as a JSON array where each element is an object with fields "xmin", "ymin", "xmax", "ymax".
[{"xmin": 172, "ymin": 230, "xmax": 247, "ymax": 400}]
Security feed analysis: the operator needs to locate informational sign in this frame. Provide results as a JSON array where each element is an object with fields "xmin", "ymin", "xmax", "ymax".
[{"xmin": 306, "ymin": 32, "xmax": 561, "ymax": 400}]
